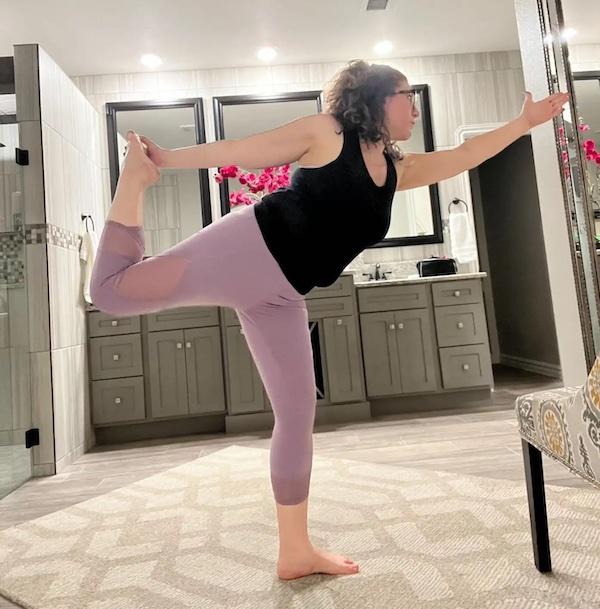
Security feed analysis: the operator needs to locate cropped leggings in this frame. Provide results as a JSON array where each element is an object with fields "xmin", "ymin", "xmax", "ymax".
[{"xmin": 90, "ymin": 204, "xmax": 316, "ymax": 505}]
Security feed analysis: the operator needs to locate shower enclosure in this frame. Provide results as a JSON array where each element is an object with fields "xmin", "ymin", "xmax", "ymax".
[{"xmin": 0, "ymin": 103, "xmax": 34, "ymax": 499}]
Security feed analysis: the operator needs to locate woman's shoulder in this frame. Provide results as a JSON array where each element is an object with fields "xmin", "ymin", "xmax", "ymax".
[{"xmin": 309, "ymin": 112, "xmax": 344, "ymax": 134}]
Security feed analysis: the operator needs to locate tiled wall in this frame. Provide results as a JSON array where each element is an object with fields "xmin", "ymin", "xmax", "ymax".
[
  {"xmin": 71, "ymin": 50, "xmax": 529, "ymax": 281},
  {"xmin": 14, "ymin": 43, "xmax": 103, "ymax": 475}
]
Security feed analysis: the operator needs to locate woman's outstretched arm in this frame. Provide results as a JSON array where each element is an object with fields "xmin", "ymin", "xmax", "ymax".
[{"xmin": 142, "ymin": 113, "xmax": 324, "ymax": 171}]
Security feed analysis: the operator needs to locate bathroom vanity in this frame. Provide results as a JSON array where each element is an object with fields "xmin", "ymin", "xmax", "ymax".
[{"xmin": 85, "ymin": 271, "xmax": 492, "ymax": 444}]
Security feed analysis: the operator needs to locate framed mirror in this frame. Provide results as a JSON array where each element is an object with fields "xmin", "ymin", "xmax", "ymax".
[
  {"xmin": 106, "ymin": 98, "xmax": 212, "ymax": 257},
  {"xmin": 538, "ymin": 0, "xmax": 600, "ymax": 365},
  {"xmin": 213, "ymin": 85, "xmax": 441, "ymax": 248},
  {"xmin": 212, "ymin": 91, "xmax": 322, "ymax": 216}
]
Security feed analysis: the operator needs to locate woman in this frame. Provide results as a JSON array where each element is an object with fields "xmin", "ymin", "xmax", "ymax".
[{"xmin": 90, "ymin": 59, "xmax": 569, "ymax": 581}]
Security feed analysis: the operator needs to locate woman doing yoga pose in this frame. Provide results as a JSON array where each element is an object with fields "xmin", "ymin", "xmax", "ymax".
[{"xmin": 91, "ymin": 59, "xmax": 569, "ymax": 580}]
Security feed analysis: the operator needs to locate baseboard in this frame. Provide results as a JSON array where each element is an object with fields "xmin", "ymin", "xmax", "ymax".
[{"xmin": 499, "ymin": 353, "xmax": 562, "ymax": 379}]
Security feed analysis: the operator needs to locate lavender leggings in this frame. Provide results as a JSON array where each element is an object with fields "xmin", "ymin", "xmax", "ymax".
[{"xmin": 90, "ymin": 204, "xmax": 316, "ymax": 505}]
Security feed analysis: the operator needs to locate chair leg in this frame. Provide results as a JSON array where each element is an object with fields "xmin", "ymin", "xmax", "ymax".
[{"xmin": 521, "ymin": 438, "xmax": 552, "ymax": 572}]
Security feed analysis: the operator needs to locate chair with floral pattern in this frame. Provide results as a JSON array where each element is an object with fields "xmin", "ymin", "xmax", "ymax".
[{"xmin": 514, "ymin": 355, "xmax": 600, "ymax": 572}]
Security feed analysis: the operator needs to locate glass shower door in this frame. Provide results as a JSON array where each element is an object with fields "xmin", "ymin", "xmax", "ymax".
[{"xmin": 0, "ymin": 118, "xmax": 33, "ymax": 499}]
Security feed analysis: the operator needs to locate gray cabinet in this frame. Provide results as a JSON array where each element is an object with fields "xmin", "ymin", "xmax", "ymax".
[
  {"xmin": 395, "ymin": 309, "xmax": 437, "ymax": 394},
  {"xmin": 322, "ymin": 314, "xmax": 363, "ymax": 403},
  {"xmin": 358, "ymin": 276, "xmax": 492, "ymax": 398},
  {"xmin": 433, "ymin": 280, "xmax": 493, "ymax": 390},
  {"xmin": 225, "ymin": 324, "xmax": 267, "ymax": 415},
  {"xmin": 360, "ymin": 311, "xmax": 402, "ymax": 397},
  {"xmin": 145, "ymin": 326, "xmax": 226, "ymax": 419},
  {"xmin": 360, "ymin": 308, "xmax": 437, "ymax": 396},
  {"xmin": 87, "ymin": 306, "xmax": 225, "ymax": 429},
  {"xmin": 87, "ymin": 312, "xmax": 146, "ymax": 425}
]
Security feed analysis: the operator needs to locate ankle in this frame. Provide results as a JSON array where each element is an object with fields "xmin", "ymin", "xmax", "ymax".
[{"xmin": 278, "ymin": 540, "xmax": 314, "ymax": 557}]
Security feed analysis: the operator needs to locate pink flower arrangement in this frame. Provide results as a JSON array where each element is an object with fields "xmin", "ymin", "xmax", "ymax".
[
  {"xmin": 214, "ymin": 164, "xmax": 292, "ymax": 207},
  {"xmin": 557, "ymin": 119, "xmax": 600, "ymax": 179}
]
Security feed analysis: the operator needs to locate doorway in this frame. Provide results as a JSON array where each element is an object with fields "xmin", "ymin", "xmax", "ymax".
[{"xmin": 468, "ymin": 134, "xmax": 562, "ymax": 379}]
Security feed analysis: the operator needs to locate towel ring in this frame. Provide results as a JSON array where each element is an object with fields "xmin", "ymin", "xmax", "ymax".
[
  {"xmin": 81, "ymin": 214, "xmax": 95, "ymax": 232},
  {"xmin": 448, "ymin": 198, "xmax": 469, "ymax": 214}
]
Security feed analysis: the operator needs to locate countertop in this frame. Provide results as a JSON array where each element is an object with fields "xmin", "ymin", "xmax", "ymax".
[{"xmin": 352, "ymin": 271, "xmax": 487, "ymax": 287}]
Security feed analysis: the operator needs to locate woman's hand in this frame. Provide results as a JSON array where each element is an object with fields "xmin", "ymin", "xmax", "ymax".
[
  {"xmin": 520, "ymin": 91, "xmax": 570, "ymax": 129},
  {"xmin": 138, "ymin": 135, "xmax": 171, "ymax": 167}
]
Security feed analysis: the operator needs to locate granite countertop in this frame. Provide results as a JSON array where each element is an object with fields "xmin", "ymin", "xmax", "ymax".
[{"xmin": 353, "ymin": 271, "xmax": 487, "ymax": 287}]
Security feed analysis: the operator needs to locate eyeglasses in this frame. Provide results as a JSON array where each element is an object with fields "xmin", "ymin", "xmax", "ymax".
[{"xmin": 392, "ymin": 88, "xmax": 419, "ymax": 110}]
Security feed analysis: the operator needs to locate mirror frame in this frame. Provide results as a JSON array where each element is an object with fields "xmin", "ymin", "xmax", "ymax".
[
  {"xmin": 106, "ymin": 97, "xmax": 213, "ymax": 227},
  {"xmin": 370, "ymin": 83, "xmax": 443, "ymax": 249},
  {"xmin": 212, "ymin": 90, "xmax": 323, "ymax": 217}
]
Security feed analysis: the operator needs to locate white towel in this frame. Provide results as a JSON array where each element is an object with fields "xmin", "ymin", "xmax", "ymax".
[
  {"xmin": 449, "ymin": 209, "xmax": 477, "ymax": 263},
  {"xmin": 80, "ymin": 225, "xmax": 99, "ymax": 304}
]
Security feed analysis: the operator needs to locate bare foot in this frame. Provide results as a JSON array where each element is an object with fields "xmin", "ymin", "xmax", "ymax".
[
  {"xmin": 277, "ymin": 546, "xmax": 359, "ymax": 580},
  {"xmin": 122, "ymin": 130, "xmax": 161, "ymax": 188}
]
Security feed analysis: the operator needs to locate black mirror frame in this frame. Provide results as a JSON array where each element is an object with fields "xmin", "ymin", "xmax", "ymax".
[
  {"xmin": 106, "ymin": 97, "xmax": 213, "ymax": 227},
  {"xmin": 213, "ymin": 90, "xmax": 323, "ymax": 217}
]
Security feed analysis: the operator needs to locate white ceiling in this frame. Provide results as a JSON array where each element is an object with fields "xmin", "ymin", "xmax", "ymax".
[
  {"xmin": 0, "ymin": 0, "xmax": 530, "ymax": 77},
  {"xmin": 0, "ymin": 1, "xmax": 596, "ymax": 78}
]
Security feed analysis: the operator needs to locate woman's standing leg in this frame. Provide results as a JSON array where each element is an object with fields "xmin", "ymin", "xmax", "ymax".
[{"xmin": 237, "ymin": 303, "xmax": 360, "ymax": 579}]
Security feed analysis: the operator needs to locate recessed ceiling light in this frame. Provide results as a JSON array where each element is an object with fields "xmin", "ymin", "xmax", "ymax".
[
  {"xmin": 140, "ymin": 54, "xmax": 162, "ymax": 68},
  {"xmin": 374, "ymin": 40, "xmax": 393, "ymax": 56},
  {"xmin": 562, "ymin": 28, "xmax": 576, "ymax": 40},
  {"xmin": 257, "ymin": 47, "xmax": 277, "ymax": 62}
]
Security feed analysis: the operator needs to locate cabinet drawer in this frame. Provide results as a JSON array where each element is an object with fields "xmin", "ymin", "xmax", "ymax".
[
  {"xmin": 146, "ymin": 306, "xmax": 219, "ymax": 331},
  {"xmin": 92, "ymin": 376, "xmax": 145, "ymax": 424},
  {"xmin": 305, "ymin": 274, "xmax": 354, "ymax": 299},
  {"xmin": 306, "ymin": 296, "xmax": 354, "ymax": 319},
  {"xmin": 89, "ymin": 333, "xmax": 143, "ymax": 380},
  {"xmin": 439, "ymin": 344, "xmax": 492, "ymax": 389},
  {"xmin": 434, "ymin": 303, "xmax": 488, "ymax": 347},
  {"xmin": 432, "ymin": 279, "xmax": 482, "ymax": 307},
  {"xmin": 88, "ymin": 311, "xmax": 140, "ymax": 337},
  {"xmin": 358, "ymin": 283, "xmax": 429, "ymax": 312}
]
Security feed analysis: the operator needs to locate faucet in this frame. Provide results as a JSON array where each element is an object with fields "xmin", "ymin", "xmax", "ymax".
[{"xmin": 360, "ymin": 263, "xmax": 392, "ymax": 281}]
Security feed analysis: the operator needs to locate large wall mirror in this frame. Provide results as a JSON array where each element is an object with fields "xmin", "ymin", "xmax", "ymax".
[
  {"xmin": 213, "ymin": 85, "xmax": 442, "ymax": 248},
  {"xmin": 106, "ymin": 98, "xmax": 212, "ymax": 257},
  {"xmin": 539, "ymin": 0, "xmax": 600, "ymax": 366}
]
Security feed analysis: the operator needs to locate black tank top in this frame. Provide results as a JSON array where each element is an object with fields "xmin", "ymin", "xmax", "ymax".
[{"xmin": 253, "ymin": 126, "xmax": 397, "ymax": 295}]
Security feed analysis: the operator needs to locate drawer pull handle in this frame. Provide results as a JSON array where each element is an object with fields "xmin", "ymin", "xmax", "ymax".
[
  {"xmin": 398, "ymin": 322, "xmax": 404, "ymax": 330},
  {"xmin": 336, "ymin": 319, "xmax": 343, "ymax": 325},
  {"xmin": 240, "ymin": 328, "xmax": 244, "ymax": 335},
  {"xmin": 114, "ymin": 397, "xmax": 121, "ymax": 404},
  {"xmin": 454, "ymin": 290, "xmax": 461, "ymax": 297},
  {"xmin": 457, "ymin": 322, "xmax": 464, "ymax": 329},
  {"xmin": 112, "ymin": 354, "xmax": 119, "ymax": 361},
  {"xmin": 111, "ymin": 320, "xmax": 118, "ymax": 327},
  {"xmin": 186, "ymin": 341, "xmax": 191, "ymax": 348},
  {"xmin": 389, "ymin": 323, "xmax": 395, "ymax": 330},
  {"xmin": 462, "ymin": 363, "xmax": 470, "ymax": 371}
]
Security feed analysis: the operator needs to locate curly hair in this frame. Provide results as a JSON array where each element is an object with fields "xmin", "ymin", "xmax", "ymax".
[{"xmin": 323, "ymin": 59, "xmax": 408, "ymax": 162}]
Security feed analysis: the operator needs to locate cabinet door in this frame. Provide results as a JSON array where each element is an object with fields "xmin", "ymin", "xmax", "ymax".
[
  {"xmin": 184, "ymin": 327, "xmax": 226, "ymax": 415},
  {"xmin": 225, "ymin": 325, "xmax": 266, "ymax": 414},
  {"xmin": 323, "ymin": 315, "xmax": 363, "ymax": 403},
  {"xmin": 395, "ymin": 309, "xmax": 438, "ymax": 393},
  {"xmin": 146, "ymin": 330, "xmax": 189, "ymax": 418},
  {"xmin": 360, "ymin": 311, "xmax": 402, "ymax": 397}
]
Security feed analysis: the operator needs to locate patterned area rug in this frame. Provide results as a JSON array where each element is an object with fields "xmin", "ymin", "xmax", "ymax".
[{"xmin": 0, "ymin": 445, "xmax": 599, "ymax": 609}]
